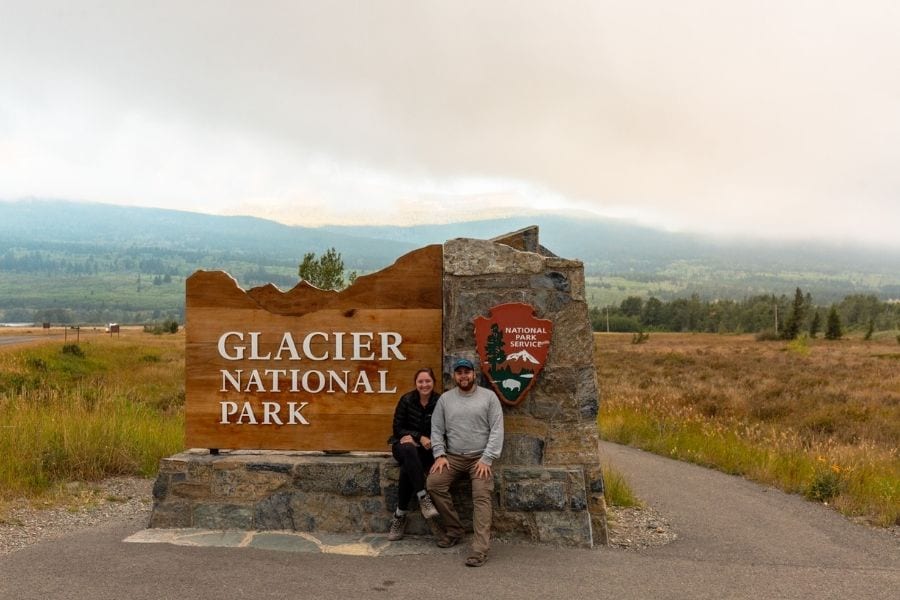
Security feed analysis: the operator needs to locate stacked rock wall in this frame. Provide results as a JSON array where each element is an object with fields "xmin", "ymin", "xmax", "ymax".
[
  {"xmin": 441, "ymin": 229, "xmax": 607, "ymax": 546},
  {"xmin": 151, "ymin": 452, "xmax": 441, "ymax": 536}
]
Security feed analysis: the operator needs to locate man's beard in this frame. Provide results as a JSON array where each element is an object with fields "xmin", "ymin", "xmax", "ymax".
[{"xmin": 457, "ymin": 378, "xmax": 475, "ymax": 392}]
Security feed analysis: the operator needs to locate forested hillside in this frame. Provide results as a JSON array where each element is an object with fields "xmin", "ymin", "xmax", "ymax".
[
  {"xmin": 326, "ymin": 216, "xmax": 900, "ymax": 305},
  {"xmin": 0, "ymin": 200, "xmax": 412, "ymax": 324},
  {"xmin": 592, "ymin": 290, "xmax": 900, "ymax": 336},
  {"xmin": 1, "ymin": 200, "xmax": 899, "ymax": 325}
]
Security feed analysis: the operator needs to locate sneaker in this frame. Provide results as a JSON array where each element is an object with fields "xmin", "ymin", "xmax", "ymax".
[
  {"xmin": 418, "ymin": 493, "xmax": 439, "ymax": 519},
  {"xmin": 387, "ymin": 513, "xmax": 407, "ymax": 541}
]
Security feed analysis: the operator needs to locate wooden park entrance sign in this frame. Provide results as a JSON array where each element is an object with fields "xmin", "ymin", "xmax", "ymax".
[
  {"xmin": 185, "ymin": 245, "xmax": 442, "ymax": 451},
  {"xmin": 153, "ymin": 227, "xmax": 607, "ymax": 547}
]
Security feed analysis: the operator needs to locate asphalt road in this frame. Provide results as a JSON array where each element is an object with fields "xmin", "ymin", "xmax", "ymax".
[
  {"xmin": 0, "ymin": 333, "xmax": 65, "ymax": 347},
  {"xmin": 0, "ymin": 442, "xmax": 896, "ymax": 599}
]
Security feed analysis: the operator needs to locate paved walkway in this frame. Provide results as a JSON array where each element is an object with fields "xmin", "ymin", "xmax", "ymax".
[
  {"xmin": 124, "ymin": 528, "xmax": 458, "ymax": 557},
  {"xmin": 1, "ymin": 442, "xmax": 896, "ymax": 599}
]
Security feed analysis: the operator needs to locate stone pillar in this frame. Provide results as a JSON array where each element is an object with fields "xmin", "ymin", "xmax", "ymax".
[{"xmin": 442, "ymin": 227, "xmax": 608, "ymax": 547}]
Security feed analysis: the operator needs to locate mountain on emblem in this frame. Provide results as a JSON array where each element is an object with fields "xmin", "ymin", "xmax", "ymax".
[
  {"xmin": 505, "ymin": 349, "xmax": 539, "ymax": 364},
  {"xmin": 474, "ymin": 303, "xmax": 553, "ymax": 407}
]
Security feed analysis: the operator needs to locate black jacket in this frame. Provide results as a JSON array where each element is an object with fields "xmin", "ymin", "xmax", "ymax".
[{"xmin": 388, "ymin": 389, "xmax": 440, "ymax": 445}]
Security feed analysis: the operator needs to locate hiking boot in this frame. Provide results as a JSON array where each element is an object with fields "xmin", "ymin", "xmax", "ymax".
[
  {"xmin": 465, "ymin": 552, "xmax": 488, "ymax": 567},
  {"xmin": 427, "ymin": 517, "xmax": 445, "ymax": 538},
  {"xmin": 418, "ymin": 493, "xmax": 439, "ymax": 519},
  {"xmin": 387, "ymin": 513, "xmax": 407, "ymax": 541}
]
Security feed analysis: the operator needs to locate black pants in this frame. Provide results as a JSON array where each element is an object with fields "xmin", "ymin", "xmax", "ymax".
[{"xmin": 391, "ymin": 441, "xmax": 435, "ymax": 511}]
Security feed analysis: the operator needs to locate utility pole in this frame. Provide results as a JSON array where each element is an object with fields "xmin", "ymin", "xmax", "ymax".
[
  {"xmin": 605, "ymin": 306, "xmax": 610, "ymax": 333},
  {"xmin": 774, "ymin": 304, "xmax": 779, "ymax": 335}
]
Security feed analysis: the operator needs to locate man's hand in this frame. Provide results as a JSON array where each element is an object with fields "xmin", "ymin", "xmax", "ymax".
[
  {"xmin": 474, "ymin": 460, "xmax": 492, "ymax": 480},
  {"xmin": 430, "ymin": 456, "xmax": 449, "ymax": 474},
  {"xmin": 420, "ymin": 435, "xmax": 432, "ymax": 450},
  {"xmin": 399, "ymin": 434, "xmax": 416, "ymax": 445}
]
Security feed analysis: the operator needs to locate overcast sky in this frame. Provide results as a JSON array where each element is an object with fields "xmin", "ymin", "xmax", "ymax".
[{"xmin": 1, "ymin": 1, "xmax": 899, "ymax": 247}]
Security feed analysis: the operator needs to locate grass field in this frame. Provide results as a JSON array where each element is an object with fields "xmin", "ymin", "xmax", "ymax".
[
  {"xmin": 596, "ymin": 332, "xmax": 900, "ymax": 526},
  {"xmin": 3, "ymin": 326, "xmax": 897, "ymax": 528},
  {"xmin": 0, "ymin": 272, "xmax": 184, "ymax": 314},
  {"xmin": 0, "ymin": 329, "xmax": 184, "ymax": 509}
]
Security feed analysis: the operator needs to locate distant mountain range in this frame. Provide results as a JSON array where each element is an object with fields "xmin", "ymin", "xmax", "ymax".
[
  {"xmin": 2, "ymin": 199, "xmax": 899, "ymax": 312},
  {"xmin": 322, "ymin": 216, "xmax": 900, "ymax": 277},
  {"xmin": 0, "ymin": 199, "xmax": 412, "ymax": 271}
]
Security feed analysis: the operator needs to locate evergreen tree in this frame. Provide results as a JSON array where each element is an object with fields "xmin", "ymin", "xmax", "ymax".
[
  {"xmin": 620, "ymin": 296, "xmax": 643, "ymax": 318},
  {"xmin": 825, "ymin": 306, "xmax": 843, "ymax": 340},
  {"xmin": 485, "ymin": 323, "xmax": 506, "ymax": 371},
  {"xmin": 809, "ymin": 310, "xmax": 821, "ymax": 338},
  {"xmin": 782, "ymin": 287, "xmax": 806, "ymax": 340},
  {"xmin": 642, "ymin": 297, "xmax": 663, "ymax": 328},
  {"xmin": 864, "ymin": 319, "xmax": 875, "ymax": 341},
  {"xmin": 298, "ymin": 247, "xmax": 357, "ymax": 290},
  {"xmin": 804, "ymin": 292, "xmax": 814, "ymax": 329}
]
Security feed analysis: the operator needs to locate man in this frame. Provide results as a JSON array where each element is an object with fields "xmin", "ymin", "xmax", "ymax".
[{"xmin": 426, "ymin": 357, "xmax": 504, "ymax": 567}]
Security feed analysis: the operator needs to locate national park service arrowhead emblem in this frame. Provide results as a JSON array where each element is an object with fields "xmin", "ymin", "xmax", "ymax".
[{"xmin": 474, "ymin": 303, "xmax": 553, "ymax": 406}]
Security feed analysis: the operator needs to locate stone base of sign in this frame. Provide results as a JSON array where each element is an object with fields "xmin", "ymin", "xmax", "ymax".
[{"xmin": 149, "ymin": 450, "xmax": 598, "ymax": 547}]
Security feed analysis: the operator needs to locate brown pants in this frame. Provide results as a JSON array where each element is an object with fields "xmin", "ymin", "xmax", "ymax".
[{"xmin": 425, "ymin": 453, "xmax": 494, "ymax": 554}]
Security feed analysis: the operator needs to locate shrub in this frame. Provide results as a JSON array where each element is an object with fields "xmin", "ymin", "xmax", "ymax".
[
  {"xmin": 806, "ymin": 467, "xmax": 845, "ymax": 502},
  {"xmin": 631, "ymin": 331, "xmax": 650, "ymax": 345},
  {"xmin": 26, "ymin": 357, "xmax": 48, "ymax": 371},
  {"xmin": 786, "ymin": 334, "xmax": 810, "ymax": 356},
  {"xmin": 755, "ymin": 329, "xmax": 780, "ymax": 341},
  {"xmin": 607, "ymin": 315, "xmax": 642, "ymax": 333},
  {"xmin": 61, "ymin": 343, "xmax": 85, "ymax": 358},
  {"xmin": 143, "ymin": 319, "xmax": 180, "ymax": 335}
]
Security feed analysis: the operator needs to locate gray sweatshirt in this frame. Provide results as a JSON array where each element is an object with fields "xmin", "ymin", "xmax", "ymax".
[{"xmin": 431, "ymin": 385, "xmax": 504, "ymax": 465}]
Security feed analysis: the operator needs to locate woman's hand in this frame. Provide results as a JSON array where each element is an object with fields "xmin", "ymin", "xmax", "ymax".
[
  {"xmin": 419, "ymin": 436, "xmax": 431, "ymax": 450},
  {"xmin": 400, "ymin": 434, "xmax": 416, "ymax": 445}
]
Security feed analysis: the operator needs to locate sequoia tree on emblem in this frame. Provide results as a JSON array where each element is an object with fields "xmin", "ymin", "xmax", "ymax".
[{"xmin": 474, "ymin": 303, "xmax": 553, "ymax": 406}]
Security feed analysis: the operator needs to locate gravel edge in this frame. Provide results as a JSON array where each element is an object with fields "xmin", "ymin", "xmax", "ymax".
[
  {"xmin": 1, "ymin": 476, "xmax": 681, "ymax": 556},
  {"xmin": 0, "ymin": 477, "xmax": 153, "ymax": 556},
  {"xmin": 606, "ymin": 505, "xmax": 678, "ymax": 549}
]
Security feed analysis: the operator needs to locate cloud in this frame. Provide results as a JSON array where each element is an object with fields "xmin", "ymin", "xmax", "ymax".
[{"xmin": 1, "ymin": 1, "xmax": 899, "ymax": 246}]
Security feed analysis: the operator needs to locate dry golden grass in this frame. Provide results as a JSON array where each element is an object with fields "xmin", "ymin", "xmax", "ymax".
[
  {"xmin": 596, "ymin": 332, "xmax": 900, "ymax": 526},
  {"xmin": 0, "ymin": 330, "xmax": 184, "ymax": 505}
]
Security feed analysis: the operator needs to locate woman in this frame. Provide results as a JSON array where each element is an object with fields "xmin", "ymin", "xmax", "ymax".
[{"xmin": 387, "ymin": 367, "xmax": 441, "ymax": 540}]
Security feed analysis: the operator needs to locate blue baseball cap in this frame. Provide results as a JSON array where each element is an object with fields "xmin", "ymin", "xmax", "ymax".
[{"xmin": 452, "ymin": 358, "xmax": 475, "ymax": 371}]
